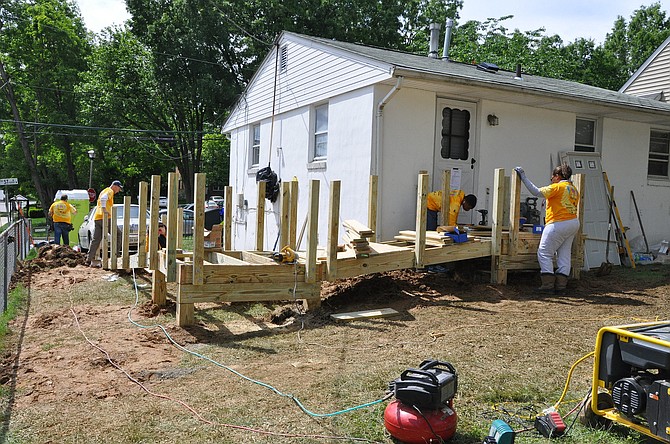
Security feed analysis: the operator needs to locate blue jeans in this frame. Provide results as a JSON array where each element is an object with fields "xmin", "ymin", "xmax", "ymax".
[
  {"xmin": 54, "ymin": 222, "xmax": 70, "ymax": 245},
  {"xmin": 426, "ymin": 209, "xmax": 438, "ymax": 231}
]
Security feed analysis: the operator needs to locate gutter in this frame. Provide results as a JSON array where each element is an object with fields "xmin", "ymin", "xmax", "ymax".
[{"xmin": 374, "ymin": 74, "xmax": 403, "ymax": 240}]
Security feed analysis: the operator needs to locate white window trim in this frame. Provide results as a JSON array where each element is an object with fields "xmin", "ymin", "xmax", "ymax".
[
  {"xmin": 248, "ymin": 123, "xmax": 261, "ymax": 173},
  {"xmin": 308, "ymin": 103, "xmax": 328, "ymax": 166},
  {"xmin": 574, "ymin": 117, "xmax": 599, "ymax": 152},
  {"xmin": 648, "ymin": 128, "xmax": 670, "ymax": 185}
]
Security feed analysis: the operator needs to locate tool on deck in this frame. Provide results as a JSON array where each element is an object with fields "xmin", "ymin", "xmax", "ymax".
[
  {"xmin": 271, "ymin": 245, "xmax": 297, "ymax": 263},
  {"xmin": 596, "ymin": 187, "xmax": 614, "ymax": 276}
]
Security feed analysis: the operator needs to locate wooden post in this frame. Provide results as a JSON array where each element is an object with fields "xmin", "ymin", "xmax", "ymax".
[
  {"xmin": 137, "ymin": 181, "xmax": 148, "ymax": 268},
  {"xmin": 176, "ymin": 286, "xmax": 194, "ymax": 327},
  {"xmin": 490, "ymin": 169, "xmax": 506, "ymax": 284},
  {"xmin": 193, "ymin": 173, "xmax": 206, "ymax": 286},
  {"xmin": 224, "ymin": 185, "xmax": 232, "ymax": 250},
  {"xmin": 415, "ymin": 173, "xmax": 429, "ymax": 269},
  {"xmin": 305, "ymin": 180, "xmax": 319, "ymax": 283},
  {"xmin": 326, "ymin": 180, "xmax": 341, "ymax": 280},
  {"xmin": 256, "ymin": 180, "xmax": 266, "ymax": 251},
  {"xmin": 440, "ymin": 170, "xmax": 451, "ymax": 226},
  {"xmin": 151, "ymin": 269, "xmax": 166, "ymax": 306},
  {"xmin": 367, "ymin": 175, "xmax": 378, "ymax": 242},
  {"xmin": 508, "ymin": 170, "xmax": 521, "ymax": 256},
  {"xmin": 110, "ymin": 206, "xmax": 118, "ymax": 271},
  {"xmin": 148, "ymin": 175, "xmax": 161, "ymax": 270},
  {"xmin": 280, "ymin": 181, "xmax": 291, "ymax": 248},
  {"xmin": 101, "ymin": 212, "xmax": 109, "ymax": 269},
  {"xmin": 166, "ymin": 172, "xmax": 178, "ymax": 282},
  {"xmin": 122, "ymin": 196, "xmax": 131, "ymax": 269},
  {"xmin": 571, "ymin": 173, "xmax": 585, "ymax": 279},
  {"xmin": 289, "ymin": 177, "xmax": 299, "ymax": 249},
  {"xmin": 177, "ymin": 207, "xmax": 184, "ymax": 249}
]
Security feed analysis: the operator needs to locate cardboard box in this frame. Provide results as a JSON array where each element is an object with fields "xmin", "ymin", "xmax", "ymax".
[{"xmin": 204, "ymin": 224, "xmax": 222, "ymax": 248}]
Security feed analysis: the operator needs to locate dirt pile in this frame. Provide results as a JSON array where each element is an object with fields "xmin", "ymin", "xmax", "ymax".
[{"xmin": 10, "ymin": 244, "xmax": 88, "ymax": 290}]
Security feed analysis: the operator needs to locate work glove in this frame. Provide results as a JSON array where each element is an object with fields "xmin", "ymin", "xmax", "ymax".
[{"xmin": 514, "ymin": 166, "xmax": 525, "ymax": 178}]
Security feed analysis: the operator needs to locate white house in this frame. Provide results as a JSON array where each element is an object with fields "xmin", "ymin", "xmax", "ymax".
[{"xmin": 222, "ymin": 31, "xmax": 670, "ymax": 268}]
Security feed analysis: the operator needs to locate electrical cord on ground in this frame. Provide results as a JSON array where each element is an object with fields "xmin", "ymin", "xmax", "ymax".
[
  {"xmin": 71, "ymin": 306, "xmax": 379, "ymax": 442},
  {"xmin": 551, "ymin": 351, "xmax": 594, "ymax": 411},
  {"xmin": 127, "ymin": 268, "xmax": 389, "ymax": 419}
]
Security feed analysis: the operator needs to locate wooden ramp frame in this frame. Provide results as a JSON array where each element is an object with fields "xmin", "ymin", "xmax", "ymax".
[{"xmin": 107, "ymin": 169, "xmax": 584, "ymax": 326}]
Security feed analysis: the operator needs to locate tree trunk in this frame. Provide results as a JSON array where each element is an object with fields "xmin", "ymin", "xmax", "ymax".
[{"xmin": 0, "ymin": 59, "xmax": 52, "ymax": 213}]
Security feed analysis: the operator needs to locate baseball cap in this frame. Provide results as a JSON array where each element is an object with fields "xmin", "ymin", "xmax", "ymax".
[{"xmin": 111, "ymin": 180, "xmax": 123, "ymax": 189}]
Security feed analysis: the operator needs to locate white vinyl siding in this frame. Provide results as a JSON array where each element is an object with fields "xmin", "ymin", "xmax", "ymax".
[
  {"xmin": 621, "ymin": 40, "xmax": 670, "ymax": 102},
  {"xmin": 223, "ymin": 37, "xmax": 391, "ymax": 132}
]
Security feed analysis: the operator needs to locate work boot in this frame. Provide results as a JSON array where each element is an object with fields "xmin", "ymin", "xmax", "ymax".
[
  {"xmin": 538, "ymin": 273, "xmax": 555, "ymax": 294},
  {"xmin": 555, "ymin": 273, "xmax": 569, "ymax": 295}
]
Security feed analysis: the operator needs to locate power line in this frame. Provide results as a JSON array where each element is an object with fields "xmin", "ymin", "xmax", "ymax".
[{"xmin": 0, "ymin": 118, "xmax": 220, "ymax": 135}]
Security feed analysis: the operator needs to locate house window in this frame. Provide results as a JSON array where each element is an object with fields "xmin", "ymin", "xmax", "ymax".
[
  {"xmin": 313, "ymin": 104, "xmax": 328, "ymax": 160},
  {"xmin": 440, "ymin": 107, "xmax": 470, "ymax": 160},
  {"xmin": 649, "ymin": 130, "xmax": 670, "ymax": 178},
  {"xmin": 250, "ymin": 124, "xmax": 260, "ymax": 167},
  {"xmin": 575, "ymin": 118, "xmax": 596, "ymax": 152}
]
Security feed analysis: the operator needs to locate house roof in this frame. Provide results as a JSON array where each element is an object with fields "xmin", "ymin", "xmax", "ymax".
[
  {"xmin": 619, "ymin": 34, "xmax": 670, "ymax": 93},
  {"xmin": 283, "ymin": 31, "xmax": 670, "ymax": 118}
]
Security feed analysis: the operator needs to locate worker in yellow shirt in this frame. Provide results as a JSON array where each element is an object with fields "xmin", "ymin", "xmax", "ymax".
[
  {"xmin": 87, "ymin": 180, "xmax": 123, "ymax": 266},
  {"xmin": 515, "ymin": 164, "xmax": 579, "ymax": 294},
  {"xmin": 426, "ymin": 189, "xmax": 477, "ymax": 231},
  {"xmin": 48, "ymin": 195, "xmax": 77, "ymax": 245}
]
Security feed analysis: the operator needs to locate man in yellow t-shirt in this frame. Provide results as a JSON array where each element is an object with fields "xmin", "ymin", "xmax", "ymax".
[
  {"xmin": 426, "ymin": 190, "xmax": 477, "ymax": 230},
  {"xmin": 87, "ymin": 180, "xmax": 123, "ymax": 266},
  {"xmin": 48, "ymin": 195, "xmax": 77, "ymax": 245}
]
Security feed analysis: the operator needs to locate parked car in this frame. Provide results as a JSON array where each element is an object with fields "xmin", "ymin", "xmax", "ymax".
[
  {"xmin": 159, "ymin": 196, "xmax": 168, "ymax": 208},
  {"xmin": 182, "ymin": 202, "xmax": 219, "ymax": 211},
  {"xmin": 78, "ymin": 204, "xmax": 150, "ymax": 252},
  {"xmin": 209, "ymin": 195, "xmax": 224, "ymax": 207}
]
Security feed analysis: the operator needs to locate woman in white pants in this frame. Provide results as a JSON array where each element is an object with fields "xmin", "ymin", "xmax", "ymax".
[{"xmin": 514, "ymin": 164, "xmax": 580, "ymax": 294}]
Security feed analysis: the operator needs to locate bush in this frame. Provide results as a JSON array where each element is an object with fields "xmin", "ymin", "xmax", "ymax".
[{"xmin": 28, "ymin": 208, "xmax": 44, "ymax": 218}]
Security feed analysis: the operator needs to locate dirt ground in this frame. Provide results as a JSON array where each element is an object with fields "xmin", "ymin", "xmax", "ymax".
[{"xmin": 1, "ymin": 245, "xmax": 669, "ymax": 443}]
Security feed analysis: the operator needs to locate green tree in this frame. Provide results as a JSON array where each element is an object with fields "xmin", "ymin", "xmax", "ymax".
[
  {"xmin": 1, "ymin": 0, "xmax": 91, "ymax": 210},
  {"xmin": 604, "ymin": 2, "xmax": 670, "ymax": 79}
]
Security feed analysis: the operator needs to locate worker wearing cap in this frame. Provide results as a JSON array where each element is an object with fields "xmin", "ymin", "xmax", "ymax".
[
  {"xmin": 87, "ymin": 180, "xmax": 123, "ymax": 266},
  {"xmin": 48, "ymin": 194, "xmax": 77, "ymax": 246}
]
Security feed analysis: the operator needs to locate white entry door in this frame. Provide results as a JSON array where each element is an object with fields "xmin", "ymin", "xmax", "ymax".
[
  {"xmin": 434, "ymin": 99, "xmax": 478, "ymax": 224},
  {"xmin": 559, "ymin": 151, "xmax": 620, "ymax": 269}
]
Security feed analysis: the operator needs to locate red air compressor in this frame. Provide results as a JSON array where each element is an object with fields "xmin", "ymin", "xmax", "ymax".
[{"xmin": 384, "ymin": 360, "xmax": 458, "ymax": 443}]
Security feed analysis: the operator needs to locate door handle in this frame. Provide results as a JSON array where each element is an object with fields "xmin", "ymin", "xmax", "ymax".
[{"xmin": 470, "ymin": 158, "xmax": 476, "ymax": 169}]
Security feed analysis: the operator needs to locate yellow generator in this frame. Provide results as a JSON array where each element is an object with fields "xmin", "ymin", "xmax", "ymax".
[{"xmin": 589, "ymin": 321, "xmax": 670, "ymax": 442}]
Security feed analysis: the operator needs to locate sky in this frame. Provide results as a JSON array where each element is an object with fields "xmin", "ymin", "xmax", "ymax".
[{"xmin": 76, "ymin": 0, "xmax": 670, "ymax": 44}]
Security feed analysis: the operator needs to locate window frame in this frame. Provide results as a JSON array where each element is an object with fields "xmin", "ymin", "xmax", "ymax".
[
  {"xmin": 574, "ymin": 117, "xmax": 597, "ymax": 152},
  {"xmin": 249, "ymin": 123, "xmax": 261, "ymax": 170},
  {"xmin": 648, "ymin": 128, "xmax": 670, "ymax": 181},
  {"xmin": 309, "ymin": 103, "xmax": 328, "ymax": 165}
]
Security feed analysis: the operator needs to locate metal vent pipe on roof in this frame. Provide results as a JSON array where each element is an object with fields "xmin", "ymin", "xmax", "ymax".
[
  {"xmin": 515, "ymin": 63, "xmax": 523, "ymax": 80},
  {"xmin": 442, "ymin": 18, "xmax": 454, "ymax": 60},
  {"xmin": 428, "ymin": 23, "xmax": 441, "ymax": 58}
]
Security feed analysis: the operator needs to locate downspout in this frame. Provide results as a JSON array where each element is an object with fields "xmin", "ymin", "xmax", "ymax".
[{"xmin": 374, "ymin": 75, "xmax": 403, "ymax": 239}]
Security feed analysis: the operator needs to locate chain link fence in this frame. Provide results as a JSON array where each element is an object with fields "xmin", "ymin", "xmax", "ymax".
[{"xmin": 1, "ymin": 218, "xmax": 32, "ymax": 312}]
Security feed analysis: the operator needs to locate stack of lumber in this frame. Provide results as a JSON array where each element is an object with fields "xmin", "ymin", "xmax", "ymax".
[
  {"xmin": 342, "ymin": 220, "xmax": 375, "ymax": 258},
  {"xmin": 394, "ymin": 230, "xmax": 454, "ymax": 246}
]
